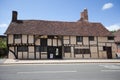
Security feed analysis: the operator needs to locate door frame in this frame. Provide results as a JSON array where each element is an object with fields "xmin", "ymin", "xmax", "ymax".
[{"xmin": 47, "ymin": 46, "xmax": 62, "ymax": 59}]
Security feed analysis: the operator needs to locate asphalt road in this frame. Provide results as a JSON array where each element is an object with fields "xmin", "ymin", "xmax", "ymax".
[{"xmin": 0, "ymin": 63, "xmax": 120, "ymax": 80}]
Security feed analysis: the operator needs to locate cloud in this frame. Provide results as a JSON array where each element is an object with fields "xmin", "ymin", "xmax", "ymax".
[
  {"xmin": 0, "ymin": 24, "xmax": 8, "ymax": 28},
  {"xmin": 102, "ymin": 3, "xmax": 113, "ymax": 10},
  {"xmin": 106, "ymin": 24, "xmax": 120, "ymax": 31}
]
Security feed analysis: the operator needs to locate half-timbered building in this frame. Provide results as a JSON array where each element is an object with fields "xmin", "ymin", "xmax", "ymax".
[{"xmin": 5, "ymin": 9, "xmax": 116, "ymax": 59}]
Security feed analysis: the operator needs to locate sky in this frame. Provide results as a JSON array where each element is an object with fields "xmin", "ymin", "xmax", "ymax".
[{"xmin": 0, "ymin": 0, "xmax": 120, "ymax": 35}]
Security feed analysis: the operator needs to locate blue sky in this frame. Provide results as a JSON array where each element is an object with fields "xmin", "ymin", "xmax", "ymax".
[{"xmin": 0, "ymin": 0, "xmax": 120, "ymax": 35}]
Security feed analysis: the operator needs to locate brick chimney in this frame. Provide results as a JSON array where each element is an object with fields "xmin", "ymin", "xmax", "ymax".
[
  {"xmin": 80, "ymin": 8, "xmax": 88, "ymax": 22},
  {"xmin": 12, "ymin": 11, "xmax": 17, "ymax": 22}
]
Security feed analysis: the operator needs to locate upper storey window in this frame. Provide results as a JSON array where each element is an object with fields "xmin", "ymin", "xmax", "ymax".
[
  {"xmin": 89, "ymin": 36, "xmax": 94, "ymax": 41},
  {"xmin": 76, "ymin": 36, "xmax": 83, "ymax": 42},
  {"xmin": 108, "ymin": 36, "xmax": 114, "ymax": 40},
  {"xmin": 14, "ymin": 34, "xmax": 22, "ymax": 39}
]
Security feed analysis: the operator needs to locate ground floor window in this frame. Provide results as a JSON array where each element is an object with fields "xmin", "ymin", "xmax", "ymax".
[
  {"xmin": 18, "ymin": 46, "xmax": 28, "ymax": 52},
  {"xmin": 41, "ymin": 46, "xmax": 47, "ymax": 52},
  {"xmin": 74, "ymin": 49, "xmax": 90, "ymax": 54},
  {"xmin": 64, "ymin": 46, "xmax": 71, "ymax": 53},
  {"xmin": 36, "ymin": 46, "xmax": 47, "ymax": 52},
  {"xmin": 36, "ymin": 46, "xmax": 40, "ymax": 52}
]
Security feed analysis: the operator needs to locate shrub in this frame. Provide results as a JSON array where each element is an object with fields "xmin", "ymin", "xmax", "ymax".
[{"xmin": 0, "ymin": 38, "xmax": 8, "ymax": 58}]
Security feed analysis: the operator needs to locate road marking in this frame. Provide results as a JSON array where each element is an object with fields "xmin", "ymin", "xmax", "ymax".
[
  {"xmin": 99, "ymin": 64, "xmax": 120, "ymax": 69},
  {"xmin": 101, "ymin": 70, "xmax": 120, "ymax": 72},
  {"xmin": 17, "ymin": 70, "xmax": 77, "ymax": 74}
]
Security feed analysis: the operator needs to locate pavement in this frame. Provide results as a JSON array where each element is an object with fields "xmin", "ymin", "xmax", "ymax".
[{"xmin": 0, "ymin": 59, "xmax": 120, "ymax": 64}]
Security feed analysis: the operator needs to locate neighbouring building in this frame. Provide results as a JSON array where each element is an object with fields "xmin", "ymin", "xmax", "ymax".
[
  {"xmin": 5, "ymin": 9, "xmax": 116, "ymax": 59},
  {"xmin": 114, "ymin": 29, "xmax": 120, "ymax": 57}
]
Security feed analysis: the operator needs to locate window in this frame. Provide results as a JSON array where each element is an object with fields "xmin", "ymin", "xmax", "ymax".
[
  {"xmin": 36, "ymin": 46, "xmax": 40, "ymax": 52},
  {"xmin": 117, "ymin": 44, "xmax": 120, "ymax": 49},
  {"xmin": 108, "ymin": 36, "xmax": 114, "ymax": 40},
  {"xmin": 74, "ymin": 49, "xmax": 90, "ymax": 54},
  {"xmin": 36, "ymin": 46, "xmax": 47, "ymax": 52},
  {"xmin": 40, "ymin": 46, "xmax": 47, "ymax": 52},
  {"xmin": 41, "ymin": 38, "xmax": 47, "ymax": 46},
  {"xmin": 18, "ymin": 46, "xmax": 28, "ymax": 52},
  {"xmin": 74, "ymin": 49, "xmax": 81, "ymax": 54},
  {"xmin": 89, "ymin": 36, "xmax": 94, "ymax": 41},
  {"xmin": 14, "ymin": 34, "xmax": 22, "ymax": 39},
  {"xmin": 64, "ymin": 46, "xmax": 71, "ymax": 53},
  {"xmin": 48, "ymin": 36, "xmax": 54, "ymax": 39},
  {"xmin": 76, "ymin": 36, "xmax": 83, "ymax": 42},
  {"xmin": 103, "ymin": 46, "xmax": 106, "ymax": 51}
]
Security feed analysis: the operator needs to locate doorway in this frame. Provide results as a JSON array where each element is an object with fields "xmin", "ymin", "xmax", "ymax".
[
  {"xmin": 47, "ymin": 46, "xmax": 62, "ymax": 59},
  {"xmin": 106, "ymin": 47, "xmax": 112, "ymax": 59}
]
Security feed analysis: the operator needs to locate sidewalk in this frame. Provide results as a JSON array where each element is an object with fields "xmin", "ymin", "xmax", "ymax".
[{"xmin": 0, "ymin": 59, "xmax": 120, "ymax": 64}]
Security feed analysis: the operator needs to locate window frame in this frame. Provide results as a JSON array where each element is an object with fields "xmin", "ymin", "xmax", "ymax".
[
  {"xmin": 14, "ymin": 34, "xmax": 22, "ymax": 39},
  {"xmin": 18, "ymin": 46, "xmax": 28, "ymax": 52},
  {"xmin": 76, "ymin": 36, "xmax": 83, "ymax": 42},
  {"xmin": 40, "ymin": 38, "xmax": 47, "ymax": 46},
  {"xmin": 89, "ymin": 36, "xmax": 94, "ymax": 41},
  {"xmin": 108, "ymin": 36, "xmax": 114, "ymax": 40},
  {"xmin": 74, "ymin": 49, "xmax": 90, "ymax": 54},
  {"xmin": 40, "ymin": 46, "xmax": 47, "ymax": 52},
  {"xmin": 64, "ymin": 46, "xmax": 71, "ymax": 53}
]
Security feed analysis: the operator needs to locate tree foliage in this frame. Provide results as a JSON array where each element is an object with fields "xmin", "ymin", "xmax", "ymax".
[
  {"xmin": 0, "ymin": 38, "xmax": 7, "ymax": 58},
  {"xmin": 0, "ymin": 38, "xmax": 7, "ymax": 48}
]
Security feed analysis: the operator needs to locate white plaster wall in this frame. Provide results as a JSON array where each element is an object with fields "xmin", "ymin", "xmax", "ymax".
[
  {"xmin": 64, "ymin": 53, "xmax": 71, "ymax": 58},
  {"xmin": 29, "ymin": 46, "xmax": 34, "ymax": 52},
  {"xmin": 77, "ymin": 42, "xmax": 82, "ymax": 45},
  {"xmin": 41, "ymin": 53, "xmax": 47, "ymax": 59},
  {"xmin": 8, "ymin": 51, "xmax": 15, "ymax": 59},
  {"xmin": 18, "ymin": 52, "xmax": 22, "ymax": 59},
  {"xmin": 28, "ymin": 35, "xmax": 34, "ymax": 43},
  {"xmin": 70, "ymin": 36, "xmax": 76, "ymax": 44},
  {"xmin": 64, "ymin": 40, "xmax": 69, "ymax": 44},
  {"xmin": 75, "ymin": 54, "xmax": 82, "ymax": 58},
  {"xmin": 29, "ymin": 52, "xmax": 34, "ymax": 59},
  {"xmin": 48, "ymin": 39, "xmax": 52, "ymax": 46},
  {"xmin": 35, "ymin": 39, "xmax": 40, "ymax": 45},
  {"xmin": 22, "ymin": 35, "xmax": 27, "ymax": 43},
  {"xmin": 98, "ymin": 42, "xmax": 106, "ymax": 46},
  {"xmin": 63, "ymin": 36, "xmax": 69, "ymax": 39},
  {"xmin": 90, "ymin": 47, "xmax": 97, "ymax": 53},
  {"xmin": 98, "ymin": 37, "xmax": 107, "ymax": 42},
  {"xmin": 36, "ymin": 52, "xmax": 40, "ymax": 59},
  {"xmin": 58, "ymin": 39, "xmax": 62, "ymax": 46},
  {"xmin": 23, "ymin": 52, "xmax": 27, "ymax": 59},
  {"xmin": 15, "ymin": 39, "xmax": 21, "ymax": 43},
  {"xmin": 83, "ymin": 37, "xmax": 89, "ymax": 45},
  {"xmin": 84, "ymin": 54, "xmax": 90, "ymax": 58},
  {"xmin": 53, "ymin": 39, "xmax": 57, "ymax": 46},
  {"xmin": 9, "ymin": 47, "xmax": 14, "ymax": 51},
  {"xmin": 8, "ymin": 35, "xmax": 13, "ymax": 44},
  {"xmin": 8, "ymin": 47, "xmax": 15, "ymax": 59},
  {"xmin": 91, "ymin": 53, "xmax": 98, "ymax": 58}
]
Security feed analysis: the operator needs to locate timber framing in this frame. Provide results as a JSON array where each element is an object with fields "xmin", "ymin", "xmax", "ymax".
[{"xmin": 5, "ymin": 9, "xmax": 116, "ymax": 59}]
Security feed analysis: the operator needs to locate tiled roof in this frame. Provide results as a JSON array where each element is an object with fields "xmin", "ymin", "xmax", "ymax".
[
  {"xmin": 5, "ymin": 20, "xmax": 111, "ymax": 36},
  {"xmin": 114, "ymin": 29, "xmax": 120, "ymax": 42}
]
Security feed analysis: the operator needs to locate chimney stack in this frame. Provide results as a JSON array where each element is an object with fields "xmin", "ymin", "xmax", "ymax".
[
  {"xmin": 80, "ymin": 8, "xmax": 88, "ymax": 22},
  {"xmin": 12, "ymin": 11, "xmax": 17, "ymax": 22}
]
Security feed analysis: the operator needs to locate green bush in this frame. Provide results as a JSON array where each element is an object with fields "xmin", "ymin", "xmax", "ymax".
[{"xmin": 0, "ymin": 38, "xmax": 8, "ymax": 58}]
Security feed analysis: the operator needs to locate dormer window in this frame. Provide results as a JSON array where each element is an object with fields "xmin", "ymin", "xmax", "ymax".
[{"xmin": 14, "ymin": 34, "xmax": 22, "ymax": 39}]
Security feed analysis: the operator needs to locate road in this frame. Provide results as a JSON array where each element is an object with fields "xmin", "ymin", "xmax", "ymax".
[{"xmin": 0, "ymin": 63, "xmax": 120, "ymax": 80}]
